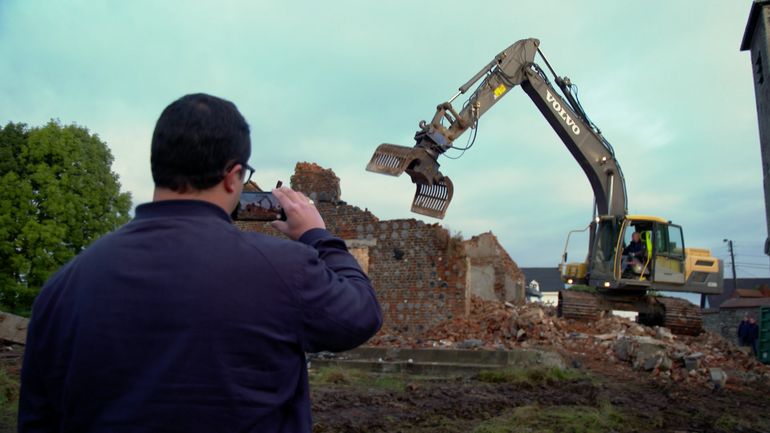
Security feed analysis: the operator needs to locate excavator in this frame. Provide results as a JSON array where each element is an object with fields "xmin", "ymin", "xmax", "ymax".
[{"xmin": 365, "ymin": 38, "xmax": 723, "ymax": 335}]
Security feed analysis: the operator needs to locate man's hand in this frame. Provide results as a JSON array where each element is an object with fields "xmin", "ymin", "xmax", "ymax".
[{"xmin": 270, "ymin": 187, "xmax": 326, "ymax": 240}]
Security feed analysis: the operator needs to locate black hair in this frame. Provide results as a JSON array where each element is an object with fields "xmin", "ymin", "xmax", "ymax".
[{"xmin": 151, "ymin": 93, "xmax": 251, "ymax": 192}]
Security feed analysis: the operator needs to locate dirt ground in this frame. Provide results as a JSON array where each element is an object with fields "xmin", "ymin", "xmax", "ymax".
[
  {"xmin": 2, "ymin": 353, "xmax": 767, "ymax": 433},
  {"xmin": 312, "ymin": 296, "xmax": 770, "ymax": 433},
  {"xmin": 0, "ymin": 344, "xmax": 767, "ymax": 433},
  {"xmin": 310, "ymin": 356, "xmax": 770, "ymax": 433}
]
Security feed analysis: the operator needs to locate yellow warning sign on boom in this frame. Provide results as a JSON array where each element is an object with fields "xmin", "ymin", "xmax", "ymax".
[{"xmin": 493, "ymin": 84, "xmax": 507, "ymax": 100}]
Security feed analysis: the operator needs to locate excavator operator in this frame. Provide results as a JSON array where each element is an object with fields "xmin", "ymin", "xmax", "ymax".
[{"xmin": 621, "ymin": 232, "xmax": 647, "ymax": 276}]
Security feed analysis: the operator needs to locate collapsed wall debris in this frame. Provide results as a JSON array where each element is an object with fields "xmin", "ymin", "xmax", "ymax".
[
  {"xmin": 368, "ymin": 295, "xmax": 770, "ymax": 388},
  {"xmin": 236, "ymin": 162, "xmax": 525, "ymax": 334}
]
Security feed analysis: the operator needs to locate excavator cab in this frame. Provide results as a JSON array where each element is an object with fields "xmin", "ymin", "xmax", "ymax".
[
  {"xmin": 614, "ymin": 217, "xmax": 688, "ymax": 287},
  {"xmin": 568, "ymin": 215, "xmax": 687, "ymax": 289},
  {"xmin": 561, "ymin": 215, "xmax": 717, "ymax": 292}
]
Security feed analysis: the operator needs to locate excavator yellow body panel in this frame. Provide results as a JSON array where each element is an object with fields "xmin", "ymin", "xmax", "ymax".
[{"xmin": 683, "ymin": 248, "xmax": 721, "ymax": 280}]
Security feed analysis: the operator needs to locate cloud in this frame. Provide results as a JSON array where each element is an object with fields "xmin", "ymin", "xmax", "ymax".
[{"xmin": 0, "ymin": 0, "xmax": 765, "ymax": 276}]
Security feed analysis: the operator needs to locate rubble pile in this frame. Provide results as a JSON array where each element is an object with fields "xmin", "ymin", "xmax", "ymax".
[
  {"xmin": 369, "ymin": 296, "xmax": 770, "ymax": 387},
  {"xmin": 422, "ymin": 297, "xmax": 566, "ymax": 348}
]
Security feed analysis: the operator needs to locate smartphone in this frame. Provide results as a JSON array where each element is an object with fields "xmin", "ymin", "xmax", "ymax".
[{"xmin": 232, "ymin": 191, "xmax": 286, "ymax": 221}]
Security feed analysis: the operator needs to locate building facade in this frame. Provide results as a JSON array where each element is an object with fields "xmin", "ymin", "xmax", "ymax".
[{"xmin": 742, "ymin": 0, "xmax": 770, "ymax": 254}]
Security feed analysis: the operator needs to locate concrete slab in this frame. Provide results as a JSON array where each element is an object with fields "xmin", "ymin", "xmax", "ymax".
[
  {"xmin": 0, "ymin": 312, "xmax": 28, "ymax": 345},
  {"xmin": 310, "ymin": 346, "xmax": 565, "ymax": 376},
  {"xmin": 310, "ymin": 359, "xmax": 501, "ymax": 376}
]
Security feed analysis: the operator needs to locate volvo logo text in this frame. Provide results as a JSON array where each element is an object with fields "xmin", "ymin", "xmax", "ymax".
[{"xmin": 546, "ymin": 90, "xmax": 580, "ymax": 135}]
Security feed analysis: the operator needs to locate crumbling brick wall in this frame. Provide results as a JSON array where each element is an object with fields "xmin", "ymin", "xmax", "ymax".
[
  {"xmin": 365, "ymin": 219, "xmax": 470, "ymax": 334},
  {"xmin": 238, "ymin": 163, "xmax": 531, "ymax": 335},
  {"xmin": 463, "ymin": 232, "xmax": 525, "ymax": 304},
  {"xmin": 290, "ymin": 162, "xmax": 341, "ymax": 204}
]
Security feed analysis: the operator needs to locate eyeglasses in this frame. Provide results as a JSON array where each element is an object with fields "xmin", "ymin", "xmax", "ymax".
[{"xmin": 242, "ymin": 163, "xmax": 255, "ymax": 185}]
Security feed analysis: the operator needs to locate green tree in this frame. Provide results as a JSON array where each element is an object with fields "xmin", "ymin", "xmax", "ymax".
[{"xmin": 0, "ymin": 121, "xmax": 132, "ymax": 314}]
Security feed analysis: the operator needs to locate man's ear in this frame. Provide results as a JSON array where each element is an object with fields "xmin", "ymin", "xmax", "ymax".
[{"xmin": 223, "ymin": 164, "xmax": 242, "ymax": 193}]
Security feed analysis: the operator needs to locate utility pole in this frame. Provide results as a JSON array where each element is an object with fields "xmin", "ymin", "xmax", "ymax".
[{"xmin": 723, "ymin": 239, "xmax": 738, "ymax": 293}]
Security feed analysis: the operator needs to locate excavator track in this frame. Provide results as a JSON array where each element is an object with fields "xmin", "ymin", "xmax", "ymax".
[
  {"xmin": 655, "ymin": 296, "xmax": 703, "ymax": 336},
  {"xmin": 558, "ymin": 290, "xmax": 603, "ymax": 321},
  {"xmin": 558, "ymin": 290, "xmax": 703, "ymax": 336}
]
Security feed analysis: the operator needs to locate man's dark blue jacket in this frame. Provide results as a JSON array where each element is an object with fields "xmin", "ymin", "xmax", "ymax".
[
  {"xmin": 622, "ymin": 240, "xmax": 646, "ymax": 258},
  {"xmin": 19, "ymin": 200, "xmax": 382, "ymax": 433}
]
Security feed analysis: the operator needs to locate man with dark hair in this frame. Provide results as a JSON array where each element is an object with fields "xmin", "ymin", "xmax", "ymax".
[
  {"xmin": 151, "ymin": 93, "xmax": 252, "ymax": 193},
  {"xmin": 19, "ymin": 93, "xmax": 382, "ymax": 433}
]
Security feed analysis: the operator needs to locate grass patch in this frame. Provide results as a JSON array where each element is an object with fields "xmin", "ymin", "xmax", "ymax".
[
  {"xmin": 714, "ymin": 413, "xmax": 762, "ymax": 432},
  {"xmin": 566, "ymin": 284, "xmax": 597, "ymax": 294},
  {"xmin": 405, "ymin": 414, "xmax": 476, "ymax": 433},
  {"xmin": 476, "ymin": 367, "xmax": 586, "ymax": 385},
  {"xmin": 310, "ymin": 366, "xmax": 368, "ymax": 385},
  {"xmin": 309, "ymin": 366, "xmax": 408, "ymax": 391},
  {"xmin": 472, "ymin": 403, "xmax": 634, "ymax": 433},
  {"xmin": 0, "ymin": 367, "xmax": 19, "ymax": 433},
  {"xmin": 370, "ymin": 374, "xmax": 408, "ymax": 391}
]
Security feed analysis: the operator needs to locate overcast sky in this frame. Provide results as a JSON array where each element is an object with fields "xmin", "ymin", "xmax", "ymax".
[{"xmin": 1, "ymin": 0, "xmax": 768, "ymax": 277}]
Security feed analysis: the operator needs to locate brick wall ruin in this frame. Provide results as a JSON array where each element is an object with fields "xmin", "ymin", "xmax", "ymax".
[
  {"xmin": 236, "ymin": 162, "xmax": 524, "ymax": 334},
  {"xmin": 463, "ymin": 232, "xmax": 525, "ymax": 304}
]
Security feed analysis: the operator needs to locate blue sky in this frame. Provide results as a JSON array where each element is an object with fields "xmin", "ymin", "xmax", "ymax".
[{"xmin": 1, "ymin": 0, "xmax": 768, "ymax": 277}]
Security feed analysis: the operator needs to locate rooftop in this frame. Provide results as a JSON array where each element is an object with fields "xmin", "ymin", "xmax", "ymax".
[
  {"xmin": 741, "ymin": 0, "xmax": 770, "ymax": 51},
  {"xmin": 520, "ymin": 267, "xmax": 564, "ymax": 292},
  {"xmin": 707, "ymin": 278, "xmax": 770, "ymax": 308}
]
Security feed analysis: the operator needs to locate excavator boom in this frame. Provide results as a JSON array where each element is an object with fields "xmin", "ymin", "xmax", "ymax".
[{"xmin": 366, "ymin": 38, "xmax": 626, "ymax": 218}]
